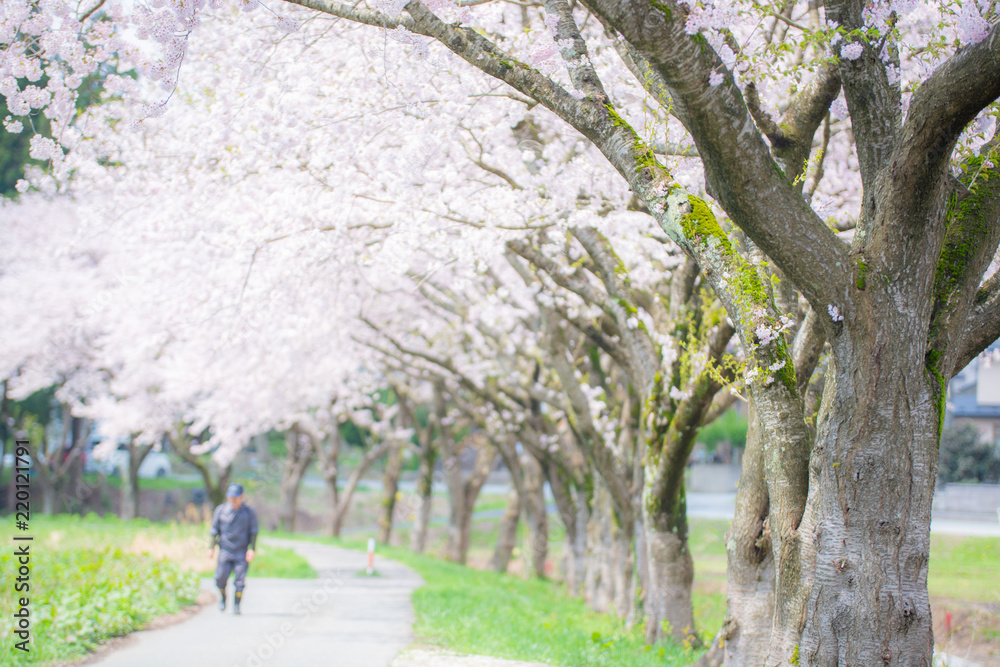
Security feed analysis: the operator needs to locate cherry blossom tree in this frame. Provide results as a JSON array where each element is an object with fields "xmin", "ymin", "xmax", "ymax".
[{"xmin": 4, "ymin": 0, "xmax": 1000, "ymax": 663}]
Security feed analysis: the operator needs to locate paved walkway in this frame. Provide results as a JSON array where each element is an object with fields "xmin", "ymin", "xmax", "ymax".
[{"xmin": 92, "ymin": 538, "xmax": 422, "ymax": 667}]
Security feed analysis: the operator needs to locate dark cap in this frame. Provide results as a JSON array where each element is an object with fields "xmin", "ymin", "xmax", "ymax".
[{"xmin": 226, "ymin": 483, "xmax": 244, "ymax": 497}]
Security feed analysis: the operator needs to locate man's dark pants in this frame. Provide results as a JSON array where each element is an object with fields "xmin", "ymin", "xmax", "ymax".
[{"xmin": 215, "ymin": 552, "xmax": 249, "ymax": 593}]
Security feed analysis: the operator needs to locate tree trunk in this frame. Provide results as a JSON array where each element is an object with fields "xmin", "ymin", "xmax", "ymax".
[
  {"xmin": 717, "ymin": 398, "xmax": 775, "ymax": 666},
  {"xmin": 445, "ymin": 440, "xmax": 496, "ymax": 565},
  {"xmin": 31, "ymin": 412, "xmax": 88, "ymax": 515},
  {"xmin": 491, "ymin": 488, "xmax": 520, "ymax": 572},
  {"xmin": 120, "ymin": 440, "xmax": 153, "ymax": 521},
  {"xmin": 610, "ymin": 516, "xmax": 635, "ymax": 619},
  {"xmin": 378, "ymin": 442, "xmax": 403, "ymax": 545},
  {"xmin": 323, "ymin": 437, "xmax": 389, "ymax": 538},
  {"xmin": 39, "ymin": 473, "xmax": 56, "ymax": 515},
  {"xmin": 278, "ymin": 427, "xmax": 314, "ymax": 532},
  {"xmin": 409, "ymin": 441, "xmax": 436, "ymax": 553},
  {"xmin": 34, "ymin": 422, "xmax": 57, "ymax": 514},
  {"xmin": 171, "ymin": 430, "xmax": 232, "ymax": 508},
  {"xmin": 584, "ymin": 479, "xmax": 614, "ymax": 613},
  {"xmin": 787, "ymin": 352, "xmax": 939, "ymax": 665},
  {"xmin": 636, "ymin": 362, "xmax": 725, "ymax": 647},
  {"xmin": 630, "ymin": 515, "xmax": 646, "ymax": 630},
  {"xmin": 547, "ymin": 463, "xmax": 588, "ymax": 595},
  {"xmin": 643, "ymin": 487, "xmax": 698, "ymax": 646},
  {"xmin": 521, "ymin": 453, "xmax": 548, "ymax": 578},
  {"xmin": 450, "ymin": 490, "xmax": 474, "ymax": 564},
  {"xmin": 327, "ymin": 477, "xmax": 344, "ymax": 537}
]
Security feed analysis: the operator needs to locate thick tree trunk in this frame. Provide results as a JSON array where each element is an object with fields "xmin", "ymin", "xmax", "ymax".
[
  {"xmin": 327, "ymin": 477, "xmax": 344, "ymax": 537},
  {"xmin": 584, "ymin": 480, "xmax": 614, "ymax": 613},
  {"xmin": 630, "ymin": 515, "xmax": 646, "ymax": 629},
  {"xmin": 378, "ymin": 442, "xmax": 403, "ymax": 545},
  {"xmin": 491, "ymin": 488, "xmax": 520, "ymax": 572},
  {"xmin": 203, "ymin": 463, "xmax": 231, "ymax": 508},
  {"xmin": 121, "ymin": 457, "xmax": 140, "ymax": 520},
  {"xmin": 521, "ymin": 453, "xmax": 548, "ymax": 578},
  {"xmin": 610, "ymin": 517, "xmax": 635, "ymax": 619},
  {"xmin": 582, "ymin": 478, "xmax": 635, "ymax": 617},
  {"xmin": 643, "ymin": 490, "xmax": 698, "ymax": 646},
  {"xmin": 789, "ymin": 353, "xmax": 939, "ymax": 665},
  {"xmin": 39, "ymin": 473, "xmax": 56, "ymax": 515},
  {"xmin": 171, "ymin": 432, "xmax": 231, "ymax": 509},
  {"xmin": 120, "ymin": 441, "xmax": 153, "ymax": 521},
  {"xmin": 409, "ymin": 442, "xmax": 436, "ymax": 553},
  {"xmin": 719, "ymin": 399, "xmax": 775, "ymax": 666},
  {"xmin": 446, "ymin": 487, "xmax": 478, "ymax": 565},
  {"xmin": 548, "ymin": 464, "xmax": 588, "ymax": 595}
]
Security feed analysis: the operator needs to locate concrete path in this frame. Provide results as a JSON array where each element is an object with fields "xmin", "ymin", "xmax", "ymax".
[{"xmin": 92, "ymin": 538, "xmax": 422, "ymax": 667}]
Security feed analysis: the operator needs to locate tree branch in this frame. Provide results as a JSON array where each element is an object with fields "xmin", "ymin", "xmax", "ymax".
[
  {"xmin": 825, "ymin": 0, "xmax": 901, "ymax": 193},
  {"xmin": 506, "ymin": 238, "xmax": 612, "ymax": 312},
  {"xmin": 572, "ymin": 225, "xmax": 661, "ymax": 389},
  {"xmin": 582, "ymin": 0, "xmax": 852, "ymax": 311},
  {"xmin": 955, "ymin": 270, "xmax": 1000, "ymax": 373},
  {"xmin": 792, "ymin": 306, "xmax": 826, "ymax": 396},
  {"xmin": 895, "ymin": 24, "xmax": 1000, "ymax": 209},
  {"xmin": 930, "ymin": 149, "xmax": 1000, "ymax": 377}
]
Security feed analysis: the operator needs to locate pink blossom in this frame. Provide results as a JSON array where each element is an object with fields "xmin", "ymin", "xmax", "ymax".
[
  {"xmin": 957, "ymin": 3, "xmax": 990, "ymax": 44},
  {"xmin": 841, "ymin": 43, "xmax": 864, "ymax": 61}
]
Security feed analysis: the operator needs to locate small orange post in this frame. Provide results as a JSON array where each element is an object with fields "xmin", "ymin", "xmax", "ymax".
[{"xmin": 367, "ymin": 537, "xmax": 375, "ymax": 575}]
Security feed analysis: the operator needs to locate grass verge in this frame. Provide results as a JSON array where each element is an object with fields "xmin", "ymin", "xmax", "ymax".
[
  {"xmin": 279, "ymin": 532, "xmax": 711, "ymax": 666},
  {"xmin": 0, "ymin": 547, "xmax": 198, "ymax": 664}
]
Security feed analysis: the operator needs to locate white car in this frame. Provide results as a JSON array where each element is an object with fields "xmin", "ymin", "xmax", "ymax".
[{"xmin": 100, "ymin": 449, "xmax": 172, "ymax": 479}]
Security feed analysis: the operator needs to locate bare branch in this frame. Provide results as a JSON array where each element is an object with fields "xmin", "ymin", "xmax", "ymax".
[{"xmin": 506, "ymin": 238, "xmax": 612, "ymax": 311}]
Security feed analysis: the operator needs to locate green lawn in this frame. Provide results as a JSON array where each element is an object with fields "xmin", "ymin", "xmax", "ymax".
[
  {"xmin": 0, "ymin": 543, "xmax": 198, "ymax": 664},
  {"xmin": 928, "ymin": 533, "xmax": 1000, "ymax": 603},
  {"xmin": 250, "ymin": 546, "xmax": 317, "ymax": 578}
]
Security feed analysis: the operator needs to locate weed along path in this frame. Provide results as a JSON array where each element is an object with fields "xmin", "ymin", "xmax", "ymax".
[{"xmin": 90, "ymin": 538, "xmax": 422, "ymax": 667}]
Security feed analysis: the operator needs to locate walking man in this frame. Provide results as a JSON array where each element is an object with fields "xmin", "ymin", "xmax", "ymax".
[{"xmin": 209, "ymin": 483, "xmax": 258, "ymax": 615}]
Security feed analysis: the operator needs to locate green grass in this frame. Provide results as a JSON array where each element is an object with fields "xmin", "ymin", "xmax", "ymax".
[
  {"xmin": 250, "ymin": 546, "xmax": 317, "ymax": 579},
  {"xmin": 472, "ymin": 493, "xmax": 511, "ymax": 514},
  {"xmin": 928, "ymin": 533, "xmax": 1000, "ymax": 603},
  {"xmin": 401, "ymin": 552, "xmax": 702, "ymax": 666},
  {"xmin": 0, "ymin": 512, "xmax": 205, "ymax": 552},
  {"xmin": 0, "ymin": 545, "xmax": 198, "ymax": 664}
]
